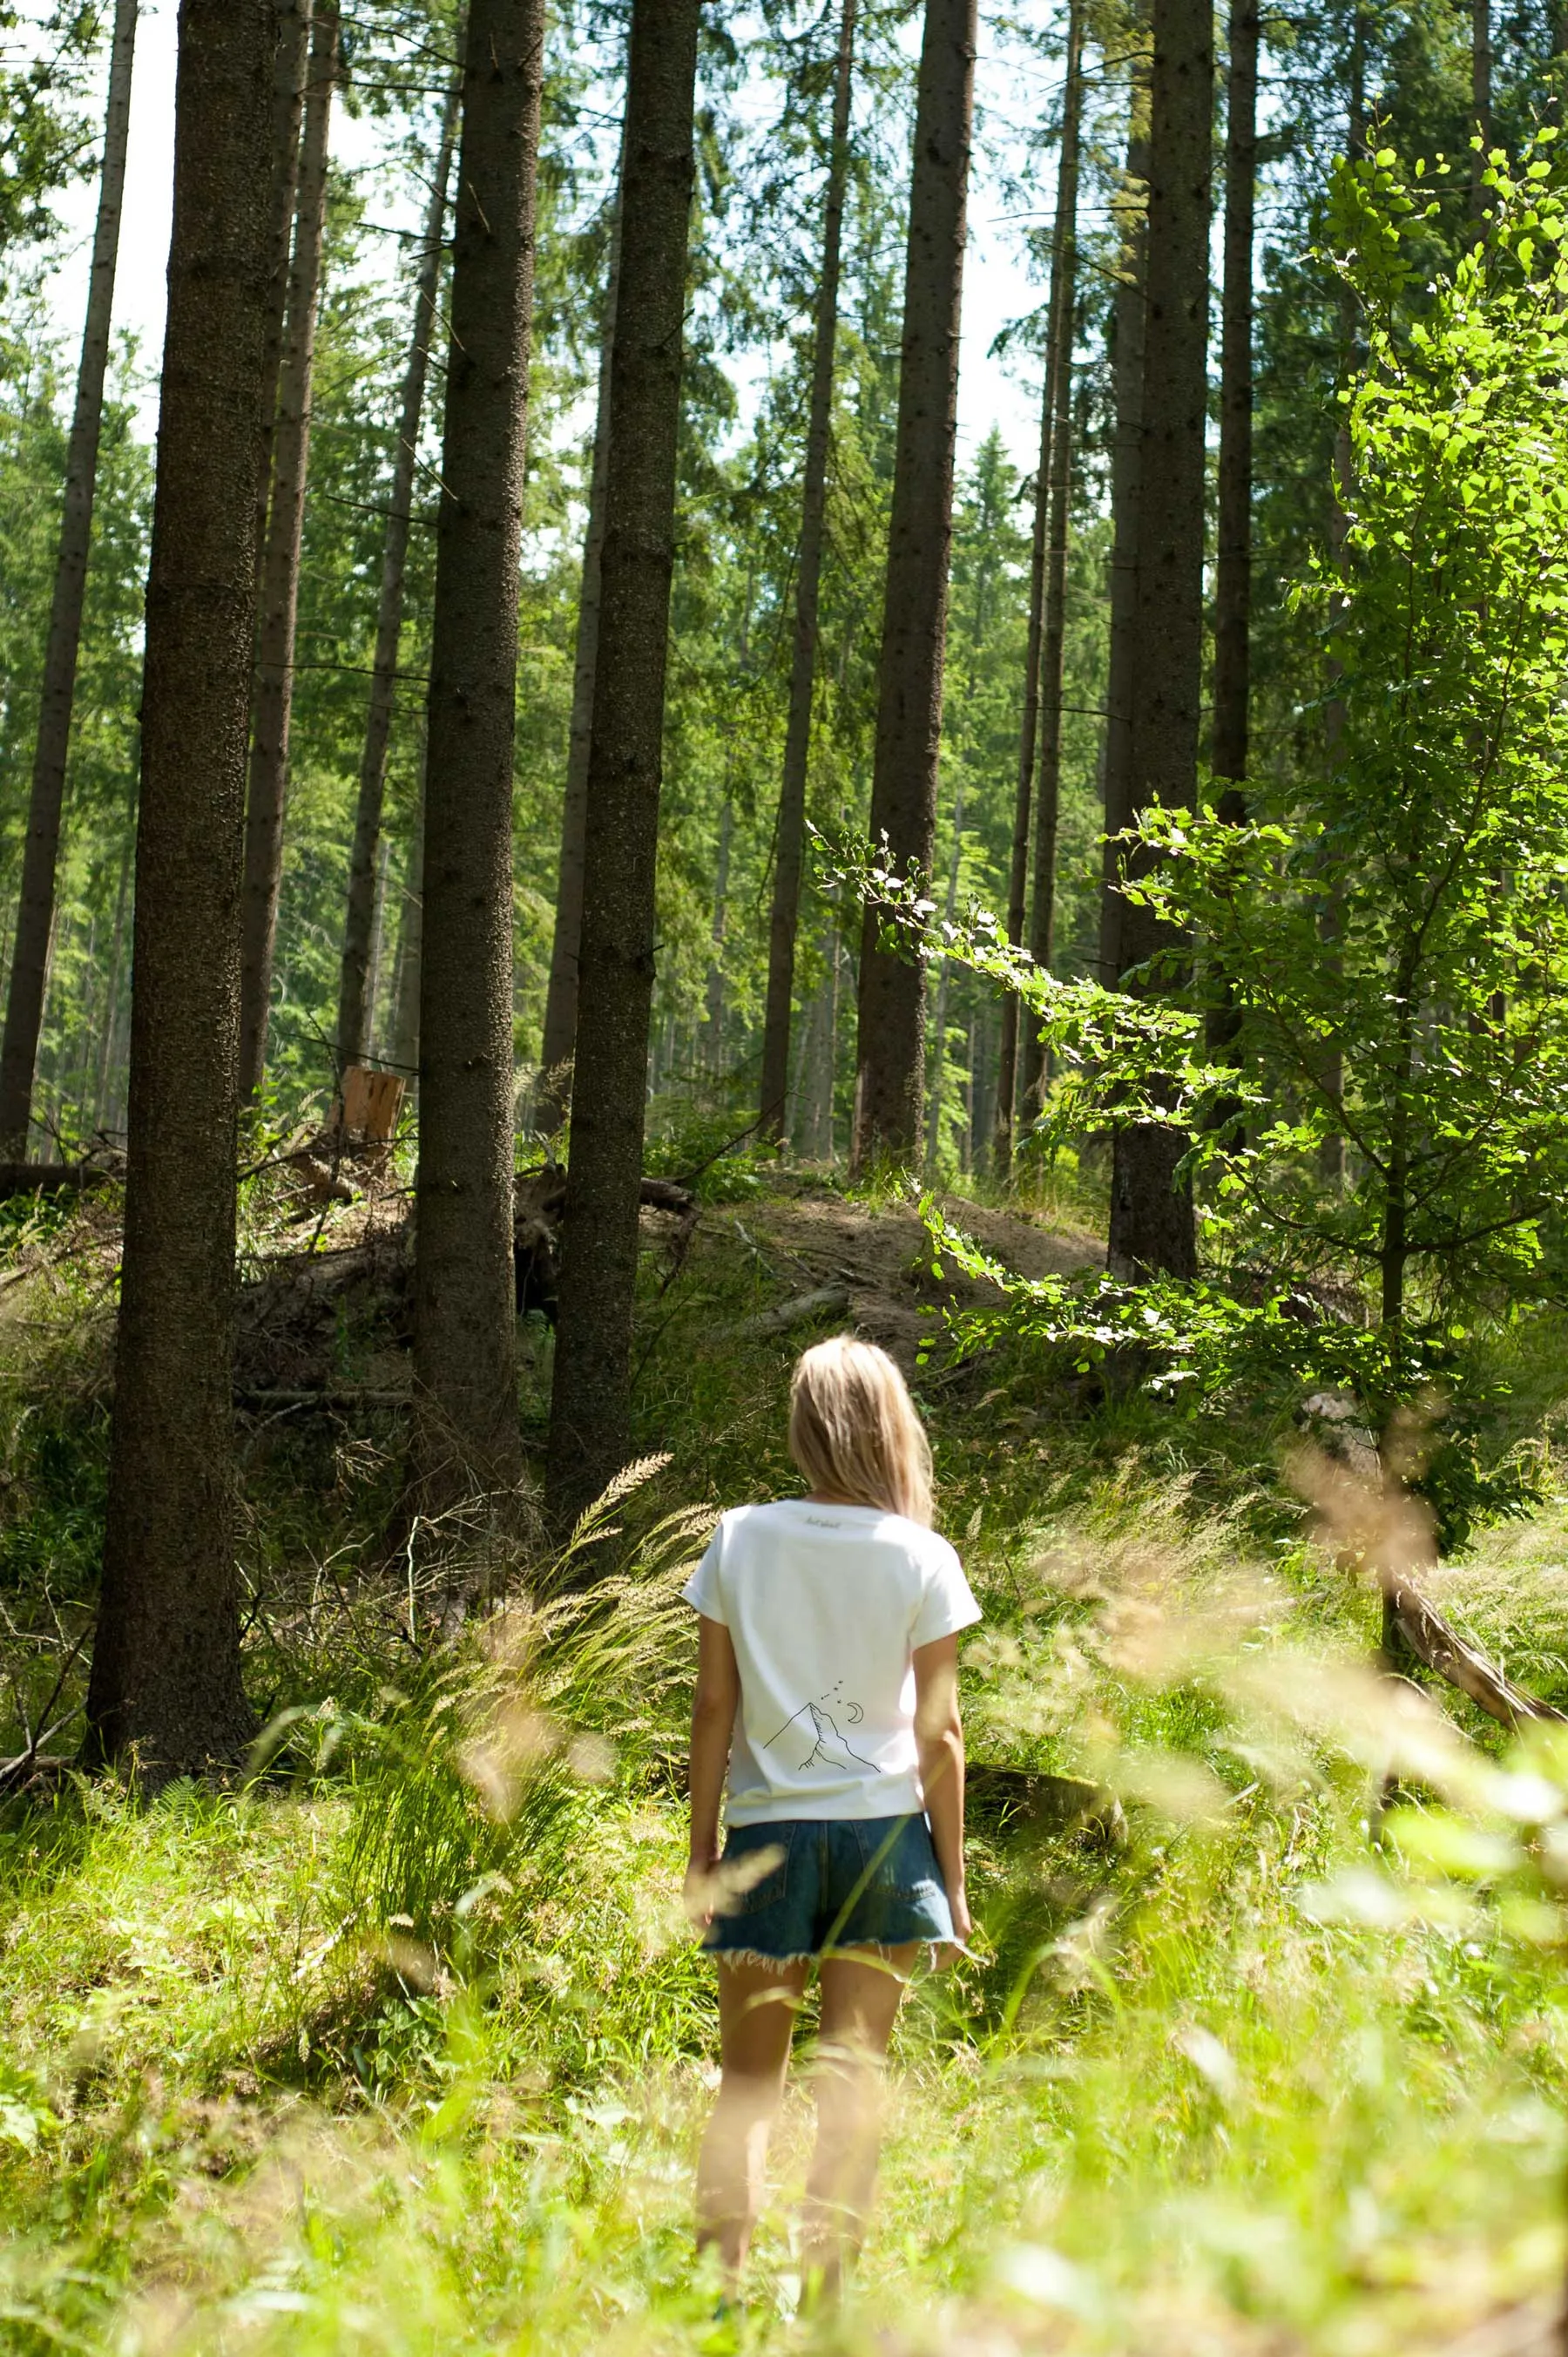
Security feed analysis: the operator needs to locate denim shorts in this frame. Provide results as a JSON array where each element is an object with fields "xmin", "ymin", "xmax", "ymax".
[{"xmin": 704, "ymin": 1813, "xmax": 954, "ymax": 1965}]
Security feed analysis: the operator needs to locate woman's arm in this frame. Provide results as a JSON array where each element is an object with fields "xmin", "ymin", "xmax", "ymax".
[
  {"xmin": 683, "ymin": 1613, "xmax": 740, "ymax": 1927},
  {"xmin": 913, "ymin": 1633, "xmax": 971, "ymax": 1955}
]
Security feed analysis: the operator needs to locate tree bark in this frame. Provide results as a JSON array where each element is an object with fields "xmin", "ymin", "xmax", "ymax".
[
  {"xmin": 1205, "ymin": 0, "xmax": 1256, "ymax": 1103},
  {"xmin": 1471, "ymin": 0, "xmax": 1491, "ymax": 227},
  {"xmin": 237, "ymin": 0, "xmax": 338, "ymax": 1101},
  {"xmin": 1017, "ymin": 0, "xmax": 1084, "ymax": 1133},
  {"xmin": 0, "ymin": 0, "xmax": 137, "ymax": 1157},
  {"xmin": 84, "ymin": 0, "xmax": 274, "ymax": 1777},
  {"xmin": 924, "ymin": 776, "xmax": 964, "ymax": 1175},
  {"xmin": 535, "ymin": 112, "xmax": 629, "ymax": 1134},
  {"xmin": 91, "ymin": 813, "xmax": 133, "ymax": 1131},
  {"xmin": 253, "ymin": 0, "xmax": 313, "ymax": 584},
  {"xmin": 335, "ymin": 61, "xmax": 460, "ymax": 1073},
  {"xmin": 1105, "ymin": 0, "xmax": 1210, "ymax": 1283},
  {"xmin": 852, "ymin": 0, "xmax": 977, "ymax": 1172},
  {"xmin": 389, "ymin": 755, "xmax": 425, "ymax": 1091},
  {"xmin": 543, "ymin": 0, "xmax": 701, "ymax": 1535},
  {"xmin": 362, "ymin": 833, "xmax": 391, "ymax": 1056},
  {"xmin": 414, "ymin": 0, "xmax": 547, "ymax": 1507},
  {"xmin": 994, "ymin": 26, "xmax": 1079, "ymax": 1180},
  {"xmin": 1211, "ymin": 0, "xmax": 1254, "ymax": 809},
  {"xmin": 704, "ymin": 791, "xmax": 732, "ymax": 1076},
  {"xmin": 759, "ymin": 0, "xmax": 858, "ymax": 1138},
  {"xmin": 1098, "ymin": 102, "xmax": 1148, "ymax": 992},
  {"xmin": 1320, "ymin": 20, "xmax": 1363, "ymax": 1189}
]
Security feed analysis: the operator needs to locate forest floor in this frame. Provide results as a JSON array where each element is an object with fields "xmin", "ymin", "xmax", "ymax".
[{"xmin": 2, "ymin": 1164, "xmax": 1568, "ymax": 2354}]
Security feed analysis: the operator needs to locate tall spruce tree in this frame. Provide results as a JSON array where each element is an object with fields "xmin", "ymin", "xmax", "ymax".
[
  {"xmin": 1206, "ymin": 0, "xmax": 1257, "ymax": 1107},
  {"xmin": 335, "ymin": 58, "xmax": 461, "ymax": 1074},
  {"xmin": 237, "ymin": 0, "xmax": 338, "ymax": 1099},
  {"xmin": 253, "ymin": 0, "xmax": 313, "ymax": 586},
  {"xmin": 852, "ymin": 0, "xmax": 977, "ymax": 1170},
  {"xmin": 84, "ymin": 0, "xmax": 274, "ymax": 1773},
  {"xmin": 1098, "ymin": 91, "xmax": 1147, "ymax": 990},
  {"xmin": 1212, "ymin": 0, "xmax": 1254, "ymax": 813},
  {"xmin": 759, "ymin": 0, "xmax": 858, "ymax": 1140},
  {"xmin": 0, "ymin": 0, "xmax": 137, "ymax": 1156},
  {"xmin": 1105, "ymin": 0, "xmax": 1210, "ymax": 1279},
  {"xmin": 414, "ymin": 0, "xmax": 547, "ymax": 1506},
  {"xmin": 1017, "ymin": 0, "xmax": 1084, "ymax": 1131},
  {"xmin": 536, "ymin": 112, "xmax": 628, "ymax": 1134},
  {"xmin": 544, "ymin": 0, "xmax": 702, "ymax": 1533},
  {"xmin": 1471, "ymin": 0, "xmax": 1491, "ymax": 223}
]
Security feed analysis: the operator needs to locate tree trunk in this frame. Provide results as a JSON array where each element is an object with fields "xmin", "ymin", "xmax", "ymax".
[
  {"xmin": 237, "ymin": 0, "xmax": 338, "ymax": 1101},
  {"xmin": 543, "ymin": 0, "xmax": 701, "ymax": 1535},
  {"xmin": 1471, "ymin": 0, "xmax": 1491, "ymax": 227},
  {"xmin": 1211, "ymin": 0, "xmax": 1254, "ymax": 809},
  {"xmin": 253, "ymin": 0, "xmax": 313, "ymax": 582},
  {"xmin": 799, "ymin": 925, "xmax": 839, "ymax": 1159},
  {"xmin": 994, "ymin": 51, "xmax": 1072, "ymax": 1178},
  {"xmin": 335, "ymin": 60, "xmax": 460, "ymax": 1073},
  {"xmin": 1017, "ymin": 0, "xmax": 1084, "ymax": 1133},
  {"xmin": 704, "ymin": 791, "xmax": 732, "ymax": 1076},
  {"xmin": 84, "ymin": 0, "xmax": 274, "ymax": 1777},
  {"xmin": 1205, "ymin": 0, "xmax": 1256, "ymax": 1106},
  {"xmin": 1105, "ymin": 0, "xmax": 1210, "ymax": 1283},
  {"xmin": 759, "ymin": 0, "xmax": 858, "ymax": 1137},
  {"xmin": 536, "ymin": 113, "xmax": 630, "ymax": 1134},
  {"xmin": 92, "ymin": 815, "xmax": 133, "ymax": 1132},
  {"xmin": 414, "ymin": 0, "xmax": 547, "ymax": 1507},
  {"xmin": 1320, "ymin": 21, "xmax": 1362, "ymax": 1189},
  {"xmin": 1098, "ymin": 100, "xmax": 1148, "ymax": 993},
  {"xmin": 852, "ymin": 0, "xmax": 977, "ymax": 1172},
  {"xmin": 924, "ymin": 777, "xmax": 964, "ymax": 1175},
  {"xmin": 0, "ymin": 0, "xmax": 137, "ymax": 1158},
  {"xmin": 389, "ymin": 756, "xmax": 425, "ymax": 1091},
  {"xmin": 362, "ymin": 833, "xmax": 391, "ymax": 1058}
]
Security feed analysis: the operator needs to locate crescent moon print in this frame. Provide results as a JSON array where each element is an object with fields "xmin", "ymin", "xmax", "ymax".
[{"xmin": 760, "ymin": 1680, "xmax": 879, "ymax": 1773}]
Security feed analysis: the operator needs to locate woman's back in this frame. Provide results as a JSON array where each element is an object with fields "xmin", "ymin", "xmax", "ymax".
[{"xmin": 685, "ymin": 1496, "xmax": 977, "ymax": 1824}]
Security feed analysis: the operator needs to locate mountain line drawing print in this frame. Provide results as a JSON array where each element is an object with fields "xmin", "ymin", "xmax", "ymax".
[{"xmin": 760, "ymin": 1681, "xmax": 880, "ymax": 1773}]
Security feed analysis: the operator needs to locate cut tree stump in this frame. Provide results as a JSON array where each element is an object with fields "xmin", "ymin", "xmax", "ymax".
[{"xmin": 334, "ymin": 1064, "xmax": 405, "ymax": 1145}]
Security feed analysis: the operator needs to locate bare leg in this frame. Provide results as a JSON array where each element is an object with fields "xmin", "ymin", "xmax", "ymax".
[
  {"xmin": 801, "ymin": 1944, "xmax": 918, "ymax": 2304},
  {"xmin": 696, "ymin": 1957, "xmax": 809, "ymax": 2279}
]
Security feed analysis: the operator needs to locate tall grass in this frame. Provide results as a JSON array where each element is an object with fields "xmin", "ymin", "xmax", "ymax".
[{"xmin": 2, "ymin": 1188, "xmax": 1568, "ymax": 2350}]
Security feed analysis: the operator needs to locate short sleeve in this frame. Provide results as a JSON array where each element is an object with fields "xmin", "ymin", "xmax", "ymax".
[
  {"xmin": 910, "ymin": 1534, "xmax": 982, "ymax": 1649},
  {"xmin": 681, "ymin": 1517, "xmax": 727, "ymax": 1624}
]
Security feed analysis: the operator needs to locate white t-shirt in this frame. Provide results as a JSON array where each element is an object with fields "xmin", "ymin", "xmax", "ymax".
[{"xmin": 682, "ymin": 1497, "xmax": 982, "ymax": 1825}]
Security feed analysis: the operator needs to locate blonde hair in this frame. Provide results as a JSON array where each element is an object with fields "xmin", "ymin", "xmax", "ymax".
[{"xmin": 787, "ymin": 1335, "xmax": 934, "ymax": 1527}]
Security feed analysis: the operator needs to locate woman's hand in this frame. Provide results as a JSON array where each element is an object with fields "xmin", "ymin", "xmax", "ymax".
[
  {"xmin": 683, "ymin": 1852, "xmax": 718, "ymax": 1931},
  {"xmin": 936, "ymin": 1879, "xmax": 972, "ymax": 1970}
]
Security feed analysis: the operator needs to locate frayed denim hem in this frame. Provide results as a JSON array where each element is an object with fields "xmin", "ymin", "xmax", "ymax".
[{"xmin": 708, "ymin": 1940, "xmax": 925, "ymax": 1973}]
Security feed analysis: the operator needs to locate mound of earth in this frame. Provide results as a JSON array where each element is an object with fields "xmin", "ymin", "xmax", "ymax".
[
  {"xmin": 720, "ymin": 1188, "xmax": 1102, "ymax": 1372},
  {"xmin": 226, "ymin": 1179, "xmax": 1100, "ymax": 1399}
]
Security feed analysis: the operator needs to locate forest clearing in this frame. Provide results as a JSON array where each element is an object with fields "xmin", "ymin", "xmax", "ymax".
[
  {"xmin": 5, "ymin": 0, "xmax": 1568, "ymax": 2347},
  {"xmin": 1, "ymin": 1166, "xmax": 1567, "ymax": 2352}
]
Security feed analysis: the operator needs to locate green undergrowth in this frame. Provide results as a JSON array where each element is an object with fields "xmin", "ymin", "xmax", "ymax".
[{"xmin": 2, "ymin": 1181, "xmax": 1568, "ymax": 2349}]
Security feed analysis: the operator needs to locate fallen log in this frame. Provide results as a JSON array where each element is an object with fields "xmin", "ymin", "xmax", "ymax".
[
  {"xmin": 0, "ymin": 1161, "xmax": 119, "ymax": 1197},
  {"xmin": 734, "ymin": 1283, "xmax": 852, "ymax": 1339},
  {"xmin": 968, "ymin": 1764, "xmax": 1128, "ymax": 1847},
  {"xmin": 1384, "ymin": 1576, "xmax": 1568, "ymax": 1731},
  {"xmin": 235, "ymin": 1387, "xmax": 411, "ymax": 1412}
]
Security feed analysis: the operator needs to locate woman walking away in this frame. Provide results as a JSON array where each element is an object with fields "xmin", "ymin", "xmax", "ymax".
[{"xmin": 683, "ymin": 1334, "xmax": 980, "ymax": 2304}]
